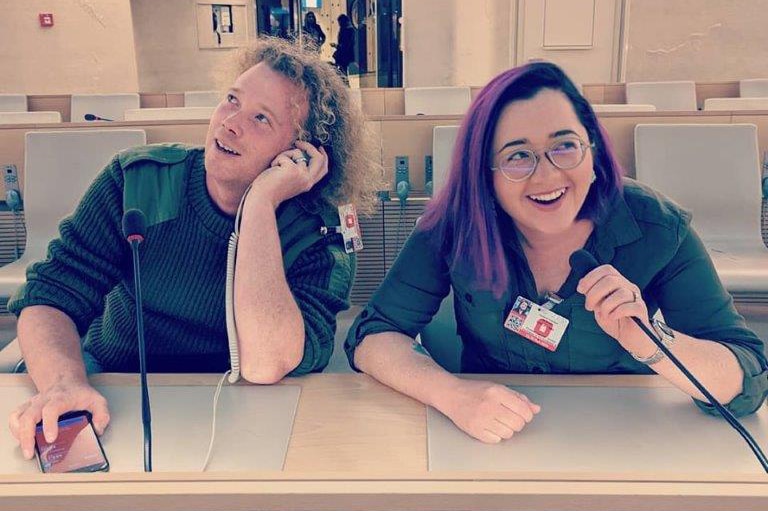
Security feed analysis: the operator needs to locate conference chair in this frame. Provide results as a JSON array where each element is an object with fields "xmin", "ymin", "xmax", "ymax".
[
  {"xmin": 0, "ymin": 95, "xmax": 27, "ymax": 113},
  {"xmin": 739, "ymin": 79, "xmax": 768, "ymax": 98},
  {"xmin": 70, "ymin": 93, "xmax": 140, "ymax": 122},
  {"xmin": 634, "ymin": 124, "xmax": 768, "ymax": 300},
  {"xmin": 405, "ymin": 87, "xmax": 472, "ymax": 116},
  {"xmin": 124, "ymin": 107, "xmax": 214, "ymax": 121},
  {"xmin": 0, "ymin": 129, "xmax": 147, "ymax": 299},
  {"xmin": 184, "ymin": 91, "xmax": 222, "ymax": 108},
  {"xmin": 626, "ymin": 81, "xmax": 697, "ymax": 111},
  {"xmin": 432, "ymin": 125, "xmax": 460, "ymax": 197}
]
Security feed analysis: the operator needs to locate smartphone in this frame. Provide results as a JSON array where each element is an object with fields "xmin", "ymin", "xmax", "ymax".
[{"xmin": 34, "ymin": 411, "xmax": 109, "ymax": 473}]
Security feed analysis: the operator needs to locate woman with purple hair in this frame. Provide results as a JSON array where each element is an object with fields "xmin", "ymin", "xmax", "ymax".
[{"xmin": 345, "ymin": 62, "xmax": 767, "ymax": 443}]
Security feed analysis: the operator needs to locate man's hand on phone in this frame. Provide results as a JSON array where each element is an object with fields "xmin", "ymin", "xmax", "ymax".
[
  {"xmin": 251, "ymin": 141, "xmax": 329, "ymax": 209},
  {"xmin": 8, "ymin": 378, "xmax": 110, "ymax": 460}
]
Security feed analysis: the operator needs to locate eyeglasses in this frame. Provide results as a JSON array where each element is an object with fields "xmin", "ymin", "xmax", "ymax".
[{"xmin": 491, "ymin": 137, "xmax": 595, "ymax": 182}]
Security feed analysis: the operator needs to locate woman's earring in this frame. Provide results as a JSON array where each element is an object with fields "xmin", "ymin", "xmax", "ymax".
[{"xmin": 590, "ymin": 171, "xmax": 597, "ymax": 183}]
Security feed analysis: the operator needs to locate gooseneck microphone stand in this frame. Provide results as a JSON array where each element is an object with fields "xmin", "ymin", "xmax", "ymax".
[{"xmin": 123, "ymin": 209, "xmax": 152, "ymax": 472}]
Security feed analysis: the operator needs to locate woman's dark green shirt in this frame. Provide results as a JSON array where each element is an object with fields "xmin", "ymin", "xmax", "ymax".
[{"xmin": 346, "ymin": 179, "xmax": 768, "ymax": 416}]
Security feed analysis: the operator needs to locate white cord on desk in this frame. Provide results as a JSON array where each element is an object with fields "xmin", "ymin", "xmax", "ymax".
[{"xmin": 201, "ymin": 370, "xmax": 231, "ymax": 472}]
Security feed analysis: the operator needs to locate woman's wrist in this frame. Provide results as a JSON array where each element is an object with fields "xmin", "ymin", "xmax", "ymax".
[
  {"xmin": 428, "ymin": 373, "xmax": 465, "ymax": 414},
  {"xmin": 617, "ymin": 317, "xmax": 658, "ymax": 359}
]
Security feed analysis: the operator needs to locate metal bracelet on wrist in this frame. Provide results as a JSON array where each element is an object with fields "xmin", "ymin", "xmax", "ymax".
[{"xmin": 631, "ymin": 318, "xmax": 676, "ymax": 366}]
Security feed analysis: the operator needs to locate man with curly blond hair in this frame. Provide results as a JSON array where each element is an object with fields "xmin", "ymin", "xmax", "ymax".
[{"xmin": 8, "ymin": 37, "xmax": 382, "ymax": 459}]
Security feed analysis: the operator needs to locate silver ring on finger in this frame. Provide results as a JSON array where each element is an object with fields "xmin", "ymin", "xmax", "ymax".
[{"xmin": 292, "ymin": 156, "xmax": 308, "ymax": 164}]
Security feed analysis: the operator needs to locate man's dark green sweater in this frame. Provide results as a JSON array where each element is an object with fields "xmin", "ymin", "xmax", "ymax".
[{"xmin": 8, "ymin": 144, "xmax": 355, "ymax": 374}]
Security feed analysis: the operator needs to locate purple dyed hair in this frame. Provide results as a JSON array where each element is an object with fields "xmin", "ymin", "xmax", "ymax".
[{"xmin": 418, "ymin": 62, "xmax": 625, "ymax": 298}]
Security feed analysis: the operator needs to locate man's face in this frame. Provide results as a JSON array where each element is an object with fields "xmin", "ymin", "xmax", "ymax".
[{"xmin": 204, "ymin": 62, "xmax": 309, "ymax": 190}]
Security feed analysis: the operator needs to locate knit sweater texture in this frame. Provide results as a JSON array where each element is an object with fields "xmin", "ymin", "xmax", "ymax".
[{"xmin": 8, "ymin": 145, "xmax": 354, "ymax": 374}]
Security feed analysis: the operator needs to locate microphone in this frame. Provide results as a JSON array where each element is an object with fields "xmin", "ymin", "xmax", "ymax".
[
  {"xmin": 122, "ymin": 209, "xmax": 152, "ymax": 472},
  {"xmin": 84, "ymin": 113, "xmax": 113, "ymax": 122},
  {"xmin": 568, "ymin": 249, "xmax": 768, "ymax": 472}
]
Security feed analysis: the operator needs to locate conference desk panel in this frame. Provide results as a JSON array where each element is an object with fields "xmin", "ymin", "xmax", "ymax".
[{"xmin": 0, "ymin": 373, "xmax": 765, "ymax": 511}]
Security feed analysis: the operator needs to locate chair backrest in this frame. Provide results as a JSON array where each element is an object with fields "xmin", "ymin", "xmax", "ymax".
[
  {"xmin": 23, "ymin": 130, "xmax": 147, "ymax": 257},
  {"xmin": 0, "ymin": 94, "xmax": 27, "ymax": 112},
  {"xmin": 184, "ymin": 90, "xmax": 222, "ymax": 107},
  {"xmin": 419, "ymin": 291, "xmax": 461, "ymax": 373},
  {"xmin": 634, "ymin": 124, "xmax": 762, "ymax": 248},
  {"xmin": 0, "ymin": 112, "xmax": 61, "ymax": 124},
  {"xmin": 405, "ymin": 87, "xmax": 472, "ymax": 116},
  {"xmin": 70, "ymin": 93, "xmax": 140, "ymax": 122},
  {"xmin": 124, "ymin": 107, "xmax": 214, "ymax": 121},
  {"xmin": 703, "ymin": 97, "xmax": 768, "ymax": 111},
  {"xmin": 739, "ymin": 79, "xmax": 768, "ymax": 98},
  {"xmin": 591, "ymin": 103, "xmax": 656, "ymax": 113},
  {"xmin": 432, "ymin": 125, "xmax": 460, "ymax": 197},
  {"xmin": 626, "ymin": 81, "xmax": 697, "ymax": 111}
]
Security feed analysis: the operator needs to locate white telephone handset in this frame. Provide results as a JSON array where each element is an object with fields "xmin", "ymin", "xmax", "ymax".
[
  {"xmin": 225, "ymin": 231, "xmax": 241, "ymax": 383},
  {"xmin": 224, "ymin": 183, "xmax": 253, "ymax": 384}
]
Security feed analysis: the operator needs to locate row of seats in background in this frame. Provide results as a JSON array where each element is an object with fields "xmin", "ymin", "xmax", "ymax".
[
  {"xmin": 4, "ymin": 77, "xmax": 768, "ymax": 125},
  {"xmin": 0, "ymin": 123, "xmax": 765, "ymax": 308},
  {"xmin": 0, "ymin": 91, "xmax": 221, "ymax": 124},
  {"xmin": 396, "ymin": 78, "xmax": 768, "ymax": 115}
]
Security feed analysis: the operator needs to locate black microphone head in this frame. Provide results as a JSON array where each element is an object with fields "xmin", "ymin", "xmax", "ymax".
[
  {"xmin": 569, "ymin": 249, "xmax": 600, "ymax": 280},
  {"xmin": 122, "ymin": 209, "xmax": 146, "ymax": 243},
  {"xmin": 84, "ymin": 113, "xmax": 113, "ymax": 121}
]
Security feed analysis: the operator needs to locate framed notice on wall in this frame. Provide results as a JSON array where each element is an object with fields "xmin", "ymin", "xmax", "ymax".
[
  {"xmin": 196, "ymin": 0, "xmax": 248, "ymax": 49},
  {"xmin": 543, "ymin": 0, "xmax": 596, "ymax": 49}
]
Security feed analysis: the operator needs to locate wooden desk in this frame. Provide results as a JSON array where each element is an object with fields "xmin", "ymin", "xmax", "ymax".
[{"xmin": 0, "ymin": 373, "xmax": 765, "ymax": 510}]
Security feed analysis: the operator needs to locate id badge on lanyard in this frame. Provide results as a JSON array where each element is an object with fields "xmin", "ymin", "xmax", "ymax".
[{"xmin": 503, "ymin": 295, "xmax": 569, "ymax": 352}]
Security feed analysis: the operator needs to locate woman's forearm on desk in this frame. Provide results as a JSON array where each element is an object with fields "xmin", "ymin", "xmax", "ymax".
[
  {"xmin": 17, "ymin": 305, "xmax": 88, "ymax": 391},
  {"xmin": 354, "ymin": 332, "xmax": 460, "ymax": 410},
  {"xmin": 355, "ymin": 332, "xmax": 541, "ymax": 443},
  {"xmin": 622, "ymin": 325, "xmax": 744, "ymax": 405}
]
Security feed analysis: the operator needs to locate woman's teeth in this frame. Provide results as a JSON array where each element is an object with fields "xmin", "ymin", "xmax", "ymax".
[{"xmin": 528, "ymin": 188, "xmax": 566, "ymax": 203}]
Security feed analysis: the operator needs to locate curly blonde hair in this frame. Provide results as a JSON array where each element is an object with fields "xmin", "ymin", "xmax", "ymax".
[{"xmin": 225, "ymin": 37, "xmax": 383, "ymax": 214}]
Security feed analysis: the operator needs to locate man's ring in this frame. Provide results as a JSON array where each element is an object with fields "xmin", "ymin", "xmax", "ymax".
[{"xmin": 293, "ymin": 156, "xmax": 308, "ymax": 164}]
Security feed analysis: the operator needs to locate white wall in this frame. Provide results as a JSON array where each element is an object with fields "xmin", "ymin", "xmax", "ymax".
[
  {"xmin": 402, "ymin": 0, "xmax": 514, "ymax": 87},
  {"xmin": 625, "ymin": 0, "xmax": 768, "ymax": 82},
  {"xmin": 0, "ymin": 0, "xmax": 139, "ymax": 94},
  {"xmin": 131, "ymin": 0, "xmax": 255, "ymax": 92}
]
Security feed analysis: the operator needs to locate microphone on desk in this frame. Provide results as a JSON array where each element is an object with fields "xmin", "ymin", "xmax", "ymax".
[
  {"xmin": 568, "ymin": 249, "xmax": 768, "ymax": 472},
  {"xmin": 122, "ymin": 208, "xmax": 152, "ymax": 472},
  {"xmin": 84, "ymin": 113, "xmax": 114, "ymax": 122}
]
